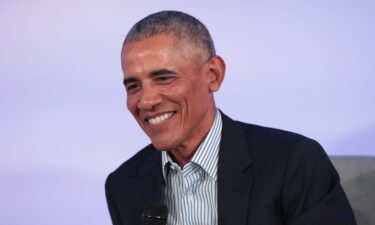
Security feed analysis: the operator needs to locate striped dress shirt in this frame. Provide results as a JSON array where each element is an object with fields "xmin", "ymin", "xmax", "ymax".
[{"xmin": 162, "ymin": 111, "xmax": 222, "ymax": 225}]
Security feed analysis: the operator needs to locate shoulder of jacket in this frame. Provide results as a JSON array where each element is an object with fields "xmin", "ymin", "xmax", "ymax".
[{"xmin": 107, "ymin": 144, "xmax": 157, "ymax": 183}]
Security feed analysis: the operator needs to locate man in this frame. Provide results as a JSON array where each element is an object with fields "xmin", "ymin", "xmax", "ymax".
[{"xmin": 105, "ymin": 10, "xmax": 356, "ymax": 225}]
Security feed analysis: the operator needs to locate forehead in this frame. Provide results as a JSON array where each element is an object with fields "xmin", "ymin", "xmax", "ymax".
[
  {"xmin": 122, "ymin": 34, "xmax": 176, "ymax": 59},
  {"xmin": 123, "ymin": 35, "xmax": 207, "ymax": 80},
  {"xmin": 121, "ymin": 35, "xmax": 176, "ymax": 73},
  {"xmin": 122, "ymin": 34, "xmax": 205, "ymax": 75}
]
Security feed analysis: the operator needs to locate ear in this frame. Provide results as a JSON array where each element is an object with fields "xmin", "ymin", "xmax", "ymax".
[{"xmin": 205, "ymin": 55, "xmax": 226, "ymax": 92}]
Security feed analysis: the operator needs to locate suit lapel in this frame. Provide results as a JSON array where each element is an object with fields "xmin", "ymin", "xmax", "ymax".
[
  {"xmin": 218, "ymin": 112, "xmax": 254, "ymax": 225},
  {"xmin": 132, "ymin": 146, "xmax": 163, "ymax": 216}
]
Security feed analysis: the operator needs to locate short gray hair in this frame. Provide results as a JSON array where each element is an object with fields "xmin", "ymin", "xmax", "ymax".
[{"xmin": 124, "ymin": 10, "xmax": 216, "ymax": 58}]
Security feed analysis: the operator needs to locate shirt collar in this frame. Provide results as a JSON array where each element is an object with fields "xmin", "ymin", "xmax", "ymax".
[{"xmin": 162, "ymin": 110, "xmax": 222, "ymax": 181}]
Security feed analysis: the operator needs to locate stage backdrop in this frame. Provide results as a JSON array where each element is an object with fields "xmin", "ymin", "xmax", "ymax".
[{"xmin": 1, "ymin": 0, "xmax": 374, "ymax": 225}]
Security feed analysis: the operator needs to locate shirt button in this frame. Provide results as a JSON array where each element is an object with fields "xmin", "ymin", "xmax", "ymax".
[{"xmin": 186, "ymin": 192, "xmax": 193, "ymax": 200}]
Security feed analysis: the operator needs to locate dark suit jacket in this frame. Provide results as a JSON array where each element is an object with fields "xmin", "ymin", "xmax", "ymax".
[{"xmin": 105, "ymin": 112, "xmax": 356, "ymax": 225}]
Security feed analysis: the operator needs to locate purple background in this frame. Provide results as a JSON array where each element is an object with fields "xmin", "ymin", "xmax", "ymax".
[{"xmin": 1, "ymin": 0, "xmax": 374, "ymax": 224}]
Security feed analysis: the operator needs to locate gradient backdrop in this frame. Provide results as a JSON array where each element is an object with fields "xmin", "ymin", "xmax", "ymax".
[{"xmin": 1, "ymin": 0, "xmax": 374, "ymax": 224}]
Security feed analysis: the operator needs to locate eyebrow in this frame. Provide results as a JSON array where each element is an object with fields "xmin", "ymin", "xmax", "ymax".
[
  {"xmin": 123, "ymin": 77, "xmax": 138, "ymax": 86},
  {"xmin": 149, "ymin": 68, "xmax": 177, "ymax": 77},
  {"xmin": 123, "ymin": 68, "xmax": 177, "ymax": 85}
]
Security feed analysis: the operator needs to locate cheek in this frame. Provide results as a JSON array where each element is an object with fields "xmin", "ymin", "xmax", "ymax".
[
  {"xmin": 126, "ymin": 96, "xmax": 137, "ymax": 114},
  {"xmin": 169, "ymin": 77, "xmax": 200, "ymax": 97}
]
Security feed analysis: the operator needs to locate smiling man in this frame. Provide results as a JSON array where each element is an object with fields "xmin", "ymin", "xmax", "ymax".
[
  {"xmin": 122, "ymin": 33, "xmax": 223, "ymax": 167},
  {"xmin": 105, "ymin": 11, "xmax": 356, "ymax": 225}
]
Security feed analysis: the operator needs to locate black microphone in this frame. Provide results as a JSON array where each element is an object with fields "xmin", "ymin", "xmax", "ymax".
[{"xmin": 142, "ymin": 202, "xmax": 168, "ymax": 225}]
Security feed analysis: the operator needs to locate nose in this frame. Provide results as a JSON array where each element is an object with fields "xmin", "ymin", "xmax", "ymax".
[{"xmin": 137, "ymin": 85, "xmax": 163, "ymax": 110}]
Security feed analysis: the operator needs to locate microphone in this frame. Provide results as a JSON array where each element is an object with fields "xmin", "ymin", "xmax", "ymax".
[{"xmin": 142, "ymin": 202, "xmax": 168, "ymax": 225}]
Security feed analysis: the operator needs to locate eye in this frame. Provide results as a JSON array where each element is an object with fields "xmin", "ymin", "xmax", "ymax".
[
  {"xmin": 125, "ymin": 82, "xmax": 140, "ymax": 94},
  {"xmin": 155, "ymin": 75, "xmax": 174, "ymax": 84}
]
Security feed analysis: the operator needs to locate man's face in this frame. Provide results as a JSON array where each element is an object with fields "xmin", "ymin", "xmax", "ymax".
[{"xmin": 122, "ymin": 34, "xmax": 217, "ymax": 151}]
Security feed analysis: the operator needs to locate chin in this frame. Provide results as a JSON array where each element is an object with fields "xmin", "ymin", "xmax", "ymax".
[
  {"xmin": 148, "ymin": 132, "xmax": 178, "ymax": 150},
  {"xmin": 150, "ymin": 140, "xmax": 176, "ymax": 151}
]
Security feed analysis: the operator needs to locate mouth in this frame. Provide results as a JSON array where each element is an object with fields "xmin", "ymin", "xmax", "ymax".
[{"xmin": 145, "ymin": 111, "xmax": 176, "ymax": 125}]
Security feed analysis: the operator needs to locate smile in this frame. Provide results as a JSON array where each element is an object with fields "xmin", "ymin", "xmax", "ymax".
[{"xmin": 146, "ymin": 112, "xmax": 175, "ymax": 125}]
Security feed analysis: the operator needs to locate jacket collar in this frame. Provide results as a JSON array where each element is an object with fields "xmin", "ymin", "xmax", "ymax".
[
  {"xmin": 218, "ymin": 111, "xmax": 254, "ymax": 225},
  {"xmin": 133, "ymin": 146, "xmax": 163, "ymax": 212}
]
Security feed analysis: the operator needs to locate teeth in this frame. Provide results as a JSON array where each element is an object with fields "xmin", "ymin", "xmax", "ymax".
[{"xmin": 148, "ymin": 112, "xmax": 174, "ymax": 124}]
